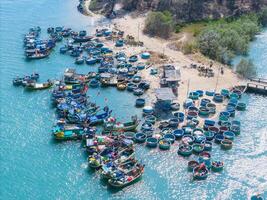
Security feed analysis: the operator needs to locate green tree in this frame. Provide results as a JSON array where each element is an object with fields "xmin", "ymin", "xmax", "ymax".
[
  {"xmin": 197, "ymin": 29, "xmax": 220, "ymax": 59},
  {"xmin": 236, "ymin": 58, "xmax": 257, "ymax": 78}
]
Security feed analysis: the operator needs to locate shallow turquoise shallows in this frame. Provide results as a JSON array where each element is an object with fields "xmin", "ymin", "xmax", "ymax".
[{"xmin": 0, "ymin": 1, "xmax": 267, "ymax": 199}]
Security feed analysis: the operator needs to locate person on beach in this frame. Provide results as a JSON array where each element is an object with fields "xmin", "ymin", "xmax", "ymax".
[{"xmin": 221, "ymin": 67, "xmax": 224, "ymax": 75}]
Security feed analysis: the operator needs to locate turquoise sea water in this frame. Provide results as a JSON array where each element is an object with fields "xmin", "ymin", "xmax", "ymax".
[{"xmin": 0, "ymin": 1, "xmax": 266, "ymax": 199}]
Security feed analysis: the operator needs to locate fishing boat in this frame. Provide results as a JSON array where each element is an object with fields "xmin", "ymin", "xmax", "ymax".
[
  {"xmin": 193, "ymin": 163, "xmax": 209, "ymax": 180},
  {"xmin": 211, "ymin": 161, "xmax": 224, "ymax": 172},
  {"xmin": 108, "ymin": 163, "xmax": 144, "ymax": 188},
  {"xmin": 117, "ymin": 82, "xmax": 127, "ymax": 90},
  {"xmin": 75, "ymin": 56, "xmax": 84, "ymax": 64},
  {"xmin": 135, "ymin": 98, "xmax": 145, "ymax": 107},
  {"xmin": 101, "ymin": 158, "xmax": 138, "ymax": 179},
  {"xmin": 104, "ymin": 116, "xmax": 139, "ymax": 132},
  {"xmin": 146, "ymin": 137, "xmax": 158, "ymax": 148},
  {"xmin": 13, "ymin": 77, "xmax": 24, "ymax": 86},
  {"xmin": 188, "ymin": 160, "xmax": 199, "ymax": 172},
  {"xmin": 89, "ymin": 79, "xmax": 99, "ymax": 88},
  {"xmin": 221, "ymin": 139, "xmax": 233, "ymax": 150},
  {"xmin": 26, "ymin": 50, "xmax": 50, "ymax": 59},
  {"xmin": 72, "ymin": 35, "xmax": 93, "ymax": 43},
  {"xmin": 114, "ymin": 148, "xmax": 135, "ymax": 165},
  {"xmin": 88, "ymin": 147, "xmax": 117, "ymax": 169},
  {"xmin": 25, "ymin": 81, "xmax": 53, "ymax": 90},
  {"xmin": 53, "ymin": 124, "xmax": 84, "ymax": 140},
  {"xmin": 134, "ymin": 132, "xmax": 147, "ymax": 143},
  {"xmin": 178, "ymin": 144, "xmax": 193, "ymax": 157},
  {"xmin": 159, "ymin": 139, "xmax": 171, "ymax": 150}
]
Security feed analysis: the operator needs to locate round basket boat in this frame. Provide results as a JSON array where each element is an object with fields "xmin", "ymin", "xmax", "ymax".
[
  {"xmin": 145, "ymin": 115, "xmax": 157, "ymax": 124},
  {"xmin": 164, "ymin": 133, "xmax": 176, "ymax": 144},
  {"xmin": 204, "ymin": 141, "xmax": 213, "ymax": 151},
  {"xmin": 135, "ymin": 98, "xmax": 145, "ymax": 107},
  {"xmin": 193, "ymin": 144, "xmax": 204, "ymax": 154},
  {"xmin": 169, "ymin": 118, "xmax": 179, "ymax": 128},
  {"xmin": 146, "ymin": 137, "xmax": 158, "ymax": 148},
  {"xmin": 211, "ymin": 161, "xmax": 224, "ymax": 172},
  {"xmin": 223, "ymin": 131, "xmax": 235, "ymax": 140},
  {"xmin": 189, "ymin": 92, "xmax": 199, "ymax": 100},
  {"xmin": 193, "ymin": 165, "xmax": 208, "ymax": 180},
  {"xmin": 219, "ymin": 126, "xmax": 229, "ymax": 134},
  {"xmin": 208, "ymin": 126, "xmax": 219, "ymax": 135},
  {"xmin": 200, "ymin": 98, "xmax": 211, "ymax": 107},
  {"xmin": 173, "ymin": 129, "xmax": 184, "ymax": 140},
  {"xmin": 171, "ymin": 102, "xmax": 180, "ymax": 111},
  {"xmin": 204, "ymin": 131, "xmax": 214, "ymax": 141},
  {"xmin": 230, "ymin": 125, "xmax": 241, "ymax": 136},
  {"xmin": 188, "ymin": 160, "xmax": 199, "ymax": 172},
  {"xmin": 159, "ymin": 139, "xmax": 171, "ymax": 150},
  {"xmin": 205, "ymin": 91, "xmax": 214, "ymax": 96},
  {"xmin": 196, "ymin": 90, "xmax": 204, "ymax": 97},
  {"xmin": 123, "ymin": 132, "xmax": 135, "ymax": 140},
  {"xmin": 206, "ymin": 103, "xmax": 216, "ymax": 114},
  {"xmin": 214, "ymin": 134, "xmax": 225, "ymax": 144},
  {"xmin": 221, "ymin": 89, "xmax": 229, "ymax": 97},
  {"xmin": 178, "ymin": 145, "xmax": 193, "ymax": 157},
  {"xmin": 187, "ymin": 111, "xmax": 198, "ymax": 120},
  {"xmin": 134, "ymin": 132, "xmax": 147, "ymax": 143},
  {"xmin": 181, "ymin": 135, "xmax": 195, "ymax": 145},
  {"xmin": 236, "ymin": 102, "xmax": 246, "ymax": 111},
  {"xmin": 199, "ymin": 106, "xmax": 210, "ymax": 117},
  {"xmin": 141, "ymin": 52, "xmax": 150, "ymax": 59},
  {"xmin": 173, "ymin": 112, "xmax": 185, "ymax": 122},
  {"xmin": 213, "ymin": 93, "xmax": 224, "ymax": 103},
  {"xmin": 221, "ymin": 139, "xmax": 233, "ymax": 150}
]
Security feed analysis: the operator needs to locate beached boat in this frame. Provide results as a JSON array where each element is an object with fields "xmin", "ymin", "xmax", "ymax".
[
  {"xmin": 72, "ymin": 35, "xmax": 93, "ymax": 43},
  {"xmin": 25, "ymin": 81, "xmax": 53, "ymax": 90},
  {"xmin": 117, "ymin": 82, "xmax": 127, "ymax": 90},
  {"xmin": 75, "ymin": 57, "xmax": 84, "ymax": 64}
]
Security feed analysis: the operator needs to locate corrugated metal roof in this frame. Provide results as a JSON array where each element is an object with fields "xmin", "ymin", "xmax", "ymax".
[{"xmin": 155, "ymin": 88, "xmax": 176, "ymax": 100}]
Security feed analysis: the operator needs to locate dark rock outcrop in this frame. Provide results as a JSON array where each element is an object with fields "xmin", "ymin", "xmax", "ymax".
[{"xmin": 90, "ymin": 0, "xmax": 267, "ymax": 22}]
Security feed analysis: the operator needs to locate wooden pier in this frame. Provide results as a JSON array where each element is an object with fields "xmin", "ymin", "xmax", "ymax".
[{"xmin": 246, "ymin": 78, "xmax": 267, "ymax": 95}]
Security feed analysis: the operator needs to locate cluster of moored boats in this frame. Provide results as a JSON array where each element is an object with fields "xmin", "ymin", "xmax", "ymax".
[
  {"xmin": 12, "ymin": 72, "xmax": 53, "ymax": 90},
  {"xmin": 24, "ymin": 27, "xmax": 56, "ymax": 59},
  {"xmin": 50, "ymin": 69, "xmax": 145, "ymax": 188},
  {"xmin": 130, "ymin": 86, "xmax": 246, "ymax": 180}
]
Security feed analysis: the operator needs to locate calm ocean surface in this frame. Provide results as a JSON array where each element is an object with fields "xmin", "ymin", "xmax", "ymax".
[{"xmin": 0, "ymin": 1, "xmax": 266, "ymax": 199}]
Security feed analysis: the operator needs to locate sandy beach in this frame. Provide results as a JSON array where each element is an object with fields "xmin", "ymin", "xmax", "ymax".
[{"xmin": 93, "ymin": 13, "xmax": 244, "ymax": 106}]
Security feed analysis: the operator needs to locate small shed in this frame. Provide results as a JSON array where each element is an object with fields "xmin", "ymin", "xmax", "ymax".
[{"xmin": 155, "ymin": 88, "xmax": 176, "ymax": 111}]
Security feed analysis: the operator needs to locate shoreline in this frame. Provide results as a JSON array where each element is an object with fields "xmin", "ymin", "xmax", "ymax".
[{"xmin": 95, "ymin": 14, "xmax": 244, "ymax": 104}]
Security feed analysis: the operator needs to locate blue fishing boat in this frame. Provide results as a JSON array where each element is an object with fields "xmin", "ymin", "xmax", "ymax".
[
  {"xmin": 173, "ymin": 129, "xmax": 184, "ymax": 139},
  {"xmin": 89, "ymin": 79, "xmax": 99, "ymax": 88},
  {"xmin": 134, "ymin": 132, "xmax": 147, "ymax": 143},
  {"xmin": 129, "ymin": 55, "xmax": 138, "ymax": 63},
  {"xmin": 204, "ymin": 141, "xmax": 212, "ymax": 151},
  {"xmin": 88, "ymin": 107, "xmax": 111, "ymax": 125},
  {"xmin": 144, "ymin": 115, "xmax": 156, "ymax": 124},
  {"xmin": 135, "ymin": 98, "xmax": 145, "ymax": 107},
  {"xmin": 60, "ymin": 46, "xmax": 68, "ymax": 54},
  {"xmin": 223, "ymin": 131, "xmax": 235, "ymax": 140},
  {"xmin": 75, "ymin": 56, "xmax": 84, "ymax": 64},
  {"xmin": 86, "ymin": 57, "xmax": 97, "ymax": 65},
  {"xmin": 163, "ymin": 134, "xmax": 175, "ymax": 144},
  {"xmin": 146, "ymin": 137, "xmax": 158, "ymax": 148},
  {"xmin": 141, "ymin": 52, "xmax": 150, "ymax": 59}
]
